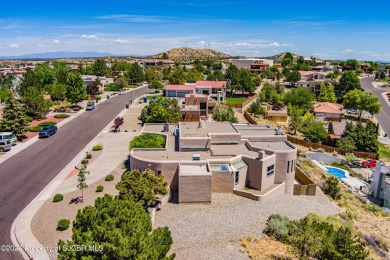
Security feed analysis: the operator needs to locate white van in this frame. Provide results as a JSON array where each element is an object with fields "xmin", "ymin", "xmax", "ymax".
[{"xmin": 0, "ymin": 132, "xmax": 17, "ymax": 146}]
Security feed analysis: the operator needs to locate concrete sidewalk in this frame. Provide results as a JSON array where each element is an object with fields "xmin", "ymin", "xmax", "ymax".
[{"xmin": 11, "ymin": 98, "xmax": 143, "ymax": 260}]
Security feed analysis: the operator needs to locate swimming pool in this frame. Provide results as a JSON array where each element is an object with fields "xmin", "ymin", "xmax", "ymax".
[{"xmin": 325, "ymin": 166, "xmax": 347, "ymax": 179}]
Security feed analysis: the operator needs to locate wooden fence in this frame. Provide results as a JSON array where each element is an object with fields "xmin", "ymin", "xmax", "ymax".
[
  {"xmin": 287, "ymin": 135, "xmax": 377, "ymax": 159},
  {"xmin": 293, "ymin": 167, "xmax": 316, "ymax": 196},
  {"xmin": 243, "ymin": 110, "xmax": 258, "ymax": 125}
]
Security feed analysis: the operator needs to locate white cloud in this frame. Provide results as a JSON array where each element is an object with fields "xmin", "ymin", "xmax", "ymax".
[
  {"xmin": 341, "ymin": 49, "xmax": 354, "ymax": 53},
  {"xmin": 197, "ymin": 40, "xmax": 206, "ymax": 45},
  {"xmin": 232, "ymin": 41, "xmax": 290, "ymax": 48},
  {"xmin": 9, "ymin": 43, "xmax": 19, "ymax": 48},
  {"xmin": 96, "ymin": 14, "xmax": 166, "ymax": 23},
  {"xmin": 53, "ymin": 39, "xmax": 61, "ymax": 44},
  {"xmin": 37, "ymin": 43, "xmax": 52, "ymax": 47},
  {"xmin": 81, "ymin": 34, "xmax": 106, "ymax": 41},
  {"xmin": 114, "ymin": 39, "xmax": 130, "ymax": 44}
]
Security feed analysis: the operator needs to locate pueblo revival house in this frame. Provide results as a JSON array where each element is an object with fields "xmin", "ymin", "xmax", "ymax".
[{"xmin": 130, "ymin": 122, "xmax": 297, "ymax": 203}]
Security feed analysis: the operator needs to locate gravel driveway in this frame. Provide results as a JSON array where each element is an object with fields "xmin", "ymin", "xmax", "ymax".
[{"xmin": 154, "ymin": 189, "xmax": 339, "ymax": 260}]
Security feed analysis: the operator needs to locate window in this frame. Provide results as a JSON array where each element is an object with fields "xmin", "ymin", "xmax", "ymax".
[
  {"xmin": 157, "ymin": 170, "xmax": 161, "ymax": 176},
  {"xmin": 287, "ymin": 161, "xmax": 290, "ymax": 173},
  {"xmin": 291, "ymin": 160, "xmax": 294, "ymax": 172},
  {"xmin": 235, "ymin": 171, "xmax": 239, "ymax": 185},
  {"xmin": 267, "ymin": 165, "xmax": 274, "ymax": 177}
]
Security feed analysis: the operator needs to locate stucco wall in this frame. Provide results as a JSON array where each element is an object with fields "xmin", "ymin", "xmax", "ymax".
[
  {"xmin": 209, "ymin": 133, "xmax": 241, "ymax": 144},
  {"xmin": 179, "ymin": 174, "xmax": 212, "ymax": 203},
  {"xmin": 242, "ymin": 155, "xmax": 276, "ymax": 191},
  {"xmin": 129, "ymin": 153, "xmax": 179, "ymax": 190},
  {"xmin": 272, "ymin": 149, "xmax": 296, "ymax": 195},
  {"xmin": 179, "ymin": 137, "xmax": 210, "ymax": 150},
  {"xmin": 212, "ymin": 172, "xmax": 233, "ymax": 192}
]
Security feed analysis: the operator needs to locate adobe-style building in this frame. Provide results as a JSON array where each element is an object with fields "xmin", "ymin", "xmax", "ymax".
[
  {"xmin": 181, "ymin": 94, "xmax": 217, "ymax": 121},
  {"xmin": 130, "ymin": 122, "xmax": 297, "ymax": 203}
]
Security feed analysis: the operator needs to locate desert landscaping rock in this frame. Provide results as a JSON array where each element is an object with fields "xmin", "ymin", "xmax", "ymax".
[{"xmin": 154, "ymin": 189, "xmax": 338, "ymax": 260}]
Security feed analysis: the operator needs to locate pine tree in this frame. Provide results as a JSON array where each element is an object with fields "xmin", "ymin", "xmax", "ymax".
[{"xmin": 0, "ymin": 93, "xmax": 28, "ymax": 139}]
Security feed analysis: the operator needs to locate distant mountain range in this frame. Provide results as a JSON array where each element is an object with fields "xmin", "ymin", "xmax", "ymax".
[{"xmin": 0, "ymin": 51, "xmax": 141, "ymax": 59}]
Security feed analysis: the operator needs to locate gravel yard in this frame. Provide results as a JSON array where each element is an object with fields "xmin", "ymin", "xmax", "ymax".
[{"xmin": 154, "ymin": 189, "xmax": 339, "ymax": 260}]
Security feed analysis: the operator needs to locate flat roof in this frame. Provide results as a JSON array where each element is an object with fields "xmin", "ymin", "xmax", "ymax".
[
  {"xmin": 142, "ymin": 123, "xmax": 178, "ymax": 134},
  {"xmin": 249, "ymin": 141, "xmax": 295, "ymax": 151},
  {"xmin": 179, "ymin": 164, "xmax": 210, "ymax": 175},
  {"xmin": 233, "ymin": 125, "xmax": 278, "ymax": 137},
  {"xmin": 180, "ymin": 121, "xmax": 238, "ymax": 137}
]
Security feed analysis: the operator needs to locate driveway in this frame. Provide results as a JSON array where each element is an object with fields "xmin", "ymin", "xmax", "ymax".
[
  {"xmin": 305, "ymin": 152, "xmax": 343, "ymax": 164},
  {"xmin": 0, "ymin": 86, "xmax": 149, "ymax": 259}
]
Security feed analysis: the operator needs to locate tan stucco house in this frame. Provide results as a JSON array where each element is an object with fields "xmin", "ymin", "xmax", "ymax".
[{"xmin": 130, "ymin": 122, "xmax": 297, "ymax": 203}]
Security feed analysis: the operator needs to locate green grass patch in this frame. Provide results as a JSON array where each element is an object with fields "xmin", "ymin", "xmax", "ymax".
[
  {"xmin": 146, "ymin": 94, "xmax": 162, "ymax": 100},
  {"xmin": 379, "ymin": 143, "xmax": 390, "ymax": 162},
  {"xmin": 226, "ymin": 97, "xmax": 248, "ymax": 105},
  {"xmin": 129, "ymin": 133, "xmax": 166, "ymax": 150},
  {"xmin": 28, "ymin": 126, "xmax": 42, "ymax": 132},
  {"xmin": 38, "ymin": 121, "xmax": 57, "ymax": 127},
  {"xmin": 127, "ymin": 85, "xmax": 139, "ymax": 89},
  {"xmin": 54, "ymin": 114, "xmax": 70, "ymax": 118}
]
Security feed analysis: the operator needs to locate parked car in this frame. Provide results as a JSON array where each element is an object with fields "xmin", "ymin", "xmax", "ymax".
[
  {"xmin": 347, "ymin": 109, "xmax": 358, "ymax": 115},
  {"xmin": 39, "ymin": 125, "xmax": 57, "ymax": 138},
  {"xmin": 347, "ymin": 160, "xmax": 361, "ymax": 168},
  {"xmin": 119, "ymin": 91, "xmax": 125, "ymax": 95},
  {"xmin": 86, "ymin": 102, "xmax": 95, "ymax": 111},
  {"xmin": 0, "ymin": 132, "xmax": 17, "ymax": 146},
  {"xmin": 0, "ymin": 140, "xmax": 12, "ymax": 152},
  {"xmin": 361, "ymin": 159, "xmax": 377, "ymax": 168}
]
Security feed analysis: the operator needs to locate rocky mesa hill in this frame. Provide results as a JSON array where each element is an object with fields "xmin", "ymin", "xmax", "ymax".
[{"xmin": 151, "ymin": 48, "xmax": 231, "ymax": 62}]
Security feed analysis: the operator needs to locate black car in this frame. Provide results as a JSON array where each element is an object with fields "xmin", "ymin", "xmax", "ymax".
[{"xmin": 39, "ymin": 125, "xmax": 57, "ymax": 138}]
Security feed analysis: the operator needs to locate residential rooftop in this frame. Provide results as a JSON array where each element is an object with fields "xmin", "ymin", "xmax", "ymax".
[
  {"xmin": 249, "ymin": 141, "xmax": 295, "ymax": 151},
  {"xmin": 180, "ymin": 121, "xmax": 238, "ymax": 137}
]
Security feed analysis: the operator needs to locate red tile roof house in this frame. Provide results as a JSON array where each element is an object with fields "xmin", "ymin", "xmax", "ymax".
[
  {"xmin": 314, "ymin": 102, "xmax": 344, "ymax": 121},
  {"xmin": 164, "ymin": 80, "xmax": 227, "ymax": 102}
]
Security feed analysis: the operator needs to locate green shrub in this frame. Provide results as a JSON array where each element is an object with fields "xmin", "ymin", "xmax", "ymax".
[
  {"xmin": 38, "ymin": 121, "xmax": 57, "ymax": 127},
  {"xmin": 57, "ymin": 219, "xmax": 70, "ymax": 231},
  {"xmin": 264, "ymin": 214, "xmax": 295, "ymax": 243},
  {"xmin": 53, "ymin": 193, "xmax": 64, "ymax": 202},
  {"xmin": 105, "ymin": 85, "xmax": 121, "ymax": 91},
  {"xmin": 317, "ymin": 148, "xmax": 325, "ymax": 153},
  {"xmin": 105, "ymin": 174, "xmax": 114, "ymax": 181},
  {"xmin": 95, "ymin": 95, "xmax": 101, "ymax": 100},
  {"xmin": 28, "ymin": 126, "xmax": 42, "ymax": 132},
  {"xmin": 85, "ymin": 152, "xmax": 92, "ymax": 159},
  {"xmin": 81, "ymin": 159, "xmax": 89, "ymax": 165},
  {"xmin": 323, "ymin": 176, "xmax": 341, "ymax": 200},
  {"xmin": 92, "ymin": 145, "xmax": 103, "ymax": 151},
  {"xmin": 332, "ymin": 151, "xmax": 339, "ymax": 157},
  {"xmin": 54, "ymin": 114, "xmax": 70, "ymax": 118},
  {"xmin": 24, "ymin": 116, "xmax": 34, "ymax": 122},
  {"xmin": 366, "ymin": 203, "xmax": 386, "ymax": 216},
  {"xmin": 96, "ymin": 185, "xmax": 104, "ymax": 192},
  {"xmin": 129, "ymin": 133, "xmax": 166, "ymax": 150}
]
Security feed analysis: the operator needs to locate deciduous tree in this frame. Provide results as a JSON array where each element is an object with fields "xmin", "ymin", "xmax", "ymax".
[
  {"xmin": 318, "ymin": 82, "xmax": 337, "ymax": 103},
  {"xmin": 66, "ymin": 73, "xmax": 87, "ymax": 104},
  {"xmin": 343, "ymin": 89, "xmax": 381, "ymax": 120},
  {"xmin": 339, "ymin": 71, "xmax": 361, "ymax": 96}
]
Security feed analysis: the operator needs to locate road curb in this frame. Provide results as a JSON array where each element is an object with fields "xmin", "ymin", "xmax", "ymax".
[{"xmin": 10, "ymin": 91, "xmax": 143, "ymax": 259}]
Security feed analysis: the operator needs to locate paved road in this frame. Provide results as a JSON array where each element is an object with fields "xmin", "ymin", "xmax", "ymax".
[
  {"xmin": 0, "ymin": 86, "xmax": 149, "ymax": 259},
  {"xmin": 360, "ymin": 77, "xmax": 390, "ymax": 137}
]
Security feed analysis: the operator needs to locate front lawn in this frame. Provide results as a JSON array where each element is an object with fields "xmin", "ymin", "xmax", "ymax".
[
  {"xmin": 378, "ymin": 143, "xmax": 390, "ymax": 162},
  {"xmin": 129, "ymin": 133, "xmax": 166, "ymax": 150},
  {"xmin": 226, "ymin": 97, "xmax": 248, "ymax": 105}
]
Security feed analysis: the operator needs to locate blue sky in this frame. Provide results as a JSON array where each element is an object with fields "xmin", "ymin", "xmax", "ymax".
[{"xmin": 0, "ymin": 0, "xmax": 389, "ymax": 60}]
